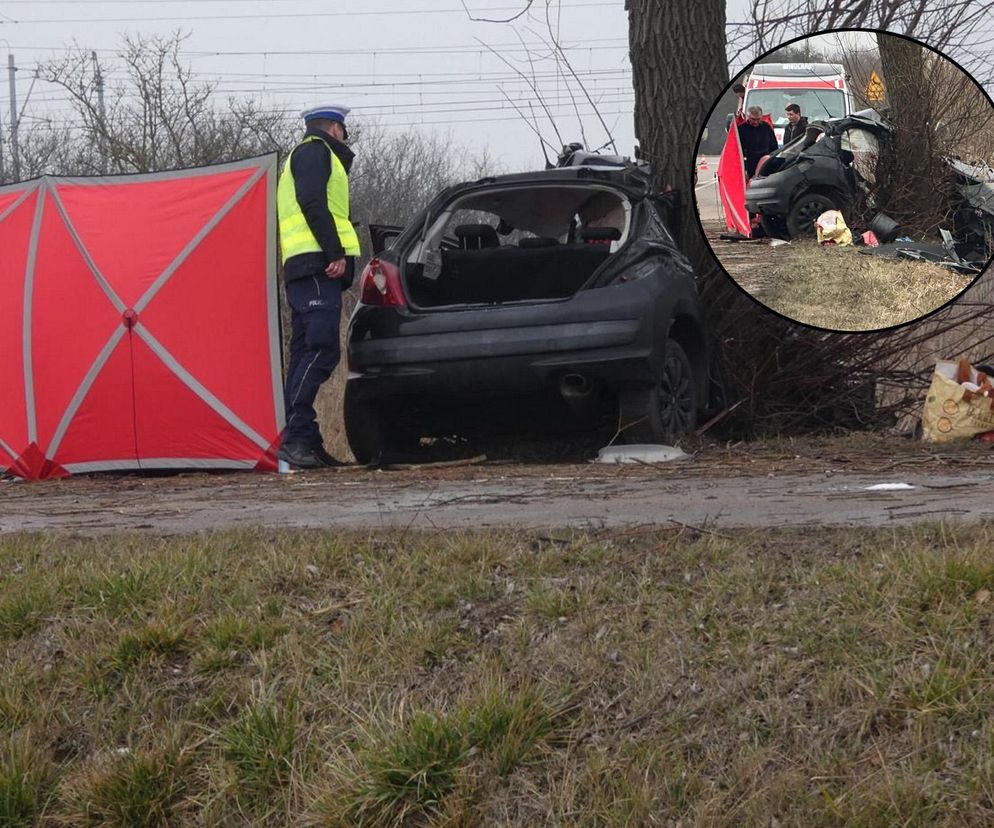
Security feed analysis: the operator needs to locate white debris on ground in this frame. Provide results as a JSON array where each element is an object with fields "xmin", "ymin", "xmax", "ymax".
[{"xmin": 595, "ymin": 444, "xmax": 689, "ymax": 464}]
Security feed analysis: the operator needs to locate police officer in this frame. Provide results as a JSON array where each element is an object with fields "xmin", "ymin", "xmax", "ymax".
[{"xmin": 277, "ymin": 104, "xmax": 360, "ymax": 469}]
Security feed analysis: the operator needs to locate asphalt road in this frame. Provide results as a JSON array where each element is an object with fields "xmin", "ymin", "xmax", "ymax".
[{"xmin": 693, "ymin": 155, "xmax": 722, "ymax": 224}]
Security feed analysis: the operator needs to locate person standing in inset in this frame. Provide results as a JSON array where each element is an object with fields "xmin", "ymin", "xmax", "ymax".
[
  {"xmin": 782, "ymin": 103, "xmax": 809, "ymax": 145},
  {"xmin": 725, "ymin": 83, "xmax": 747, "ymax": 132},
  {"xmin": 276, "ymin": 104, "xmax": 360, "ymax": 469},
  {"xmin": 737, "ymin": 105, "xmax": 778, "ymax": 179}
]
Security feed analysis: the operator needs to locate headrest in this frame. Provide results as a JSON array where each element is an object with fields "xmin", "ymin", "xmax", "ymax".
[
  {"xmin": 454, "ymin": 224, "xmax": 500, "ymax": 249},
  {"xmin": 518, "ymin": 237, "xmax": 559, "ymax": 249},
  {"xmin": 581, "ymin": 227, "xmax": 622, "ymax": 242}
]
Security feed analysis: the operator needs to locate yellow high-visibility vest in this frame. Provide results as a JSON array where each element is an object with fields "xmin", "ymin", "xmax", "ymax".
[{"xmin": 277, "ymin": 135, "xmax": 360, "ymax": 262}]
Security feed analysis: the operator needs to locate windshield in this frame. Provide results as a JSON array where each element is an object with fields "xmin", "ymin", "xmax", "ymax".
[{"xmin": 745, "ymin": 88, "xmax": 846, "ymax": 125}]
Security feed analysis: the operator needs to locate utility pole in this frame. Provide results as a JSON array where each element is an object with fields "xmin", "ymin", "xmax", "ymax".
[
  {"xmin": 8, "ymin": 52, "xmax": 19, "ymax": 182},
  {"xmin": 91, "ymin": 50, "xmax": 106, "ymax": 173}
]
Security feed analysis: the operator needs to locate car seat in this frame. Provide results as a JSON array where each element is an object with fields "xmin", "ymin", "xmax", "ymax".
[{"xmin": 454, "ymin": 224, "xmax": 500, "ymax": 250}]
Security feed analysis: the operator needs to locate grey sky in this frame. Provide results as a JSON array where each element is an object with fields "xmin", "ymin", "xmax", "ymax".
[
  {"xmin": 0, "ymin": 0, "xmax": 634, "ymax": 171},
  {"xmin": 1, "ymin": 2, "xmax": 991, "ymax": 173}
]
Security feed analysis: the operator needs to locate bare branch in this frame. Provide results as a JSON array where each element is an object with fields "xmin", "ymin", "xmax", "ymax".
[{"xmin": 460, "ymin": 0, "xmax": 535, "ymax": 23}]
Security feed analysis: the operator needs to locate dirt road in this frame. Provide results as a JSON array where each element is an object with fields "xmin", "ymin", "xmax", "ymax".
[{"xmin": 4, "ymin": 436, "xmax": 993, "ymax": 534}]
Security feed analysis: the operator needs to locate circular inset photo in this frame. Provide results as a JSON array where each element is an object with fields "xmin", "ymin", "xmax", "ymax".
[{"xmin": 694, "ymin": 30, "xmax": 993, "ymax": 333}]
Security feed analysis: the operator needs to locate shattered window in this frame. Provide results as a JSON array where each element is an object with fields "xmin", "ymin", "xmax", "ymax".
[{"xmin": 841, "ymin": 129, "xmax": 880, "ymax": 184}]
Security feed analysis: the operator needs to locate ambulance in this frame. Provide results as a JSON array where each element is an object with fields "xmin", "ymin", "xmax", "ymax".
[{"xmin": 742, "ymin": 63, "xmax": 852, "ymax": 145}]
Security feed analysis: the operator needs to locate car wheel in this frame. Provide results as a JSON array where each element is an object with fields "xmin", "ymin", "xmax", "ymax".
[
  {"xmin": 343, "ymin": 384, "xmax": 388, "ymax": 465},
  {"xmin": 344, "ymin": 385, "xmax": 424, "ymax": 465},
  {"xmin": 620, "ymin": 339, "xmax": 698, "ymax": 444},
  {"xmin": 787, "ymin": 192, "xmax": 837, "ymax": 237}
]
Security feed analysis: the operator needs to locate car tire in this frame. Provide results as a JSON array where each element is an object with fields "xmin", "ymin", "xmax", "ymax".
[
  {"xmin": 344, "ymin": 385, "xmax": 424, "ymax": 466},
  {"xmin": 343, "ymin": 384, "xmax": 381, "ymax": 465},
  {"xmin": 620, "ymin": 339, "xmax": 698, "ymax": 444},
  {"xmin": 786, "ymin": 192, "xmax": 837, "ymax": 237}
]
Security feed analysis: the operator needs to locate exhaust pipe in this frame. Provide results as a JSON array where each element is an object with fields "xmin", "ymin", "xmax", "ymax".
[{"xmin": 559, "ymin": 373, "xmax": 596, "ymax": 419}]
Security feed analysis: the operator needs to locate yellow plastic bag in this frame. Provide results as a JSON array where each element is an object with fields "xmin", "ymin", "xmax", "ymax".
[
  {"xmin": 921, "ymin": 360, "xmax": 994, "ymax": 443},
  {"xmin": 815, "ymin": 210, "xmax": 853, "ymax": 246}
]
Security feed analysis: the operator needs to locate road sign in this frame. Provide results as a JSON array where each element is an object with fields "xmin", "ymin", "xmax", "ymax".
[{"xmin": 866, "ymin": 70, "xmax": 885, "ymax": 101}]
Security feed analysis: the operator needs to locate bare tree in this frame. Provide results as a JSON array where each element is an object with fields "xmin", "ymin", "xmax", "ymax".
[
  {"xmin": 626, "ymin": 0, "xmax": 728, "ymax": 269},
  {"xmin": 628, "ymin": 1, "xmax": 994, "ymax": 434},
  {"xmin": 729, "ymin": 0, "xmax": 994, "ymax": 85},
  {"xmin": 348, "ymin": 125, "xmax": 499, "ymax": 256},
  {"xmin": 873, "ymin": 34, "xmax": 935, "ymax": 233},
  {"xmin": 40, "ymin": 32, "xmax": 296, "ymax": 175}
]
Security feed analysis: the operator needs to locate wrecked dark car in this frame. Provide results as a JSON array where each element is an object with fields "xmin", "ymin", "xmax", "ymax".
[
  {"xmin": 343, "ymin": 152, "xmax": 712, "ymax": 464},
  {"xmin": 746, "ymin": 109, "xmax": 994, "ymax": 264},
  {"xmin": 745, "ymin": 109, "xmax": 889, "ymax": 238},
  {"xmin": 947, "ymin": 158, "xmax": 994, "ymax": 256}
]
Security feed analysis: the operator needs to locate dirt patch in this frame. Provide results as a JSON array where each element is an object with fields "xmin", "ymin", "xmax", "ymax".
[{"xmin": 4, "ymin": 434, "xmax": 994, "ymax": 534}]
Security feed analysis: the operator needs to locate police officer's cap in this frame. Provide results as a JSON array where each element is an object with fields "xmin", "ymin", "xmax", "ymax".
[{"xmin": 302, "ymin": 104, "xmax": 351, "ymax": 139}]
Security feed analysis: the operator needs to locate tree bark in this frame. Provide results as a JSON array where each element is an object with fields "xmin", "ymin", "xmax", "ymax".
[
  {"xmin": 626, "ymin": 0, "xmax": 727, "ymax": 267},
  {"xmin": 875, "ymin": 33, "xmax": 940, "ymax": 233}
]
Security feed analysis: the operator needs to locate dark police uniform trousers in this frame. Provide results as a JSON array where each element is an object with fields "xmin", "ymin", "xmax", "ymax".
[{"xmin": 283, "ymin": 259, "xmax": 354, "ymax": 448}]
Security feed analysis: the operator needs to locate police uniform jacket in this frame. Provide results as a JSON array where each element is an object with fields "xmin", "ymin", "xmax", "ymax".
[{"xmin": 283, "ymin": 126, "xmax": 357, "ymax": 286}]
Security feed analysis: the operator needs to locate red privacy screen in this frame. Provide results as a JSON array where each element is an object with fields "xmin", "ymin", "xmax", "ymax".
[{"xmin": 0, "ymin": 156, "xmax": 283, "ymax": 480}]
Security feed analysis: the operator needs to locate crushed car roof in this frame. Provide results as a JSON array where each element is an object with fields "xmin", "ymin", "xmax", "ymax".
[{"xmin": 808, "ymin": 108, "xmax": 891, "ymax": 135}]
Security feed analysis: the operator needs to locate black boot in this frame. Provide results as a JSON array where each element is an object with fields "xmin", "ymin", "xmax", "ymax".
[{"xmin": 277, "ymin": 443, "xmax": 325, "ymax": 470}]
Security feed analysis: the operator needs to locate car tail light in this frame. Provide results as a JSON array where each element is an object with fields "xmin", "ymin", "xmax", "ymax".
[{"xmin": 359, "ymin": 257, "xmax": 407, "ymax": 307}]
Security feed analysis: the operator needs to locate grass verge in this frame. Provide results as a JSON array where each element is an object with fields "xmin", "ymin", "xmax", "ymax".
[
  {"xmin": 2, "ymin": 525, "xmax": 994, "ymax": 824},
  {"xmin": 752, "ymin": 241, "xmax": 973, "ymax": 330}
]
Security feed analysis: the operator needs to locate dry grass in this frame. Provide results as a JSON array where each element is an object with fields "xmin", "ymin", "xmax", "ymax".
[
  {"xmin": 4, "ymin": 525, "xmax": 994, "ymax": 824},
  {"xmin": 742, "ymin": 241, "xmax": 975, "ymax": 331}
]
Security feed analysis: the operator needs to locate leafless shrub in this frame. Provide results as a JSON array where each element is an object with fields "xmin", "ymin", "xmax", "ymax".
[{"xmin": 700, "ymin": 269, "xmax": 993, "ymax": 437}]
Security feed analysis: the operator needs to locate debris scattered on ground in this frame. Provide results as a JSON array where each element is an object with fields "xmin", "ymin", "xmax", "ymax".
[
  {"xmin": 864, "ymin": 482, "xmax": 916, "ymax": 491},
  {"xmin": 868, "ymin": 212, "xmax": 900, "ymax": 243},
  {"xmin": 378, "ymin": 454, "xmax": 489, "ymax": 471},
  {"xmin": 922, "ymin": 359, "xmax": 994, "ymax": 443},
  {"xmin": 594, "ymin": 445, "xmax": 688, "ymax": 464}
]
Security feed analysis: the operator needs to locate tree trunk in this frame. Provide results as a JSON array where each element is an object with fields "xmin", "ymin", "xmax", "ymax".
[
  {"xmin": 876, "ymin": 33, "xmax": 937, "ymax": 234},
  {"xmin": 626, "ymin": 0, "xmax": 727, "ymax": 267}
]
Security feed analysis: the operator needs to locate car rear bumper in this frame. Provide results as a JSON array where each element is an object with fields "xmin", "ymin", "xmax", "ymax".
[
  {"xmin": 744, "ymin": 182, "xmax": 789, "ymax": 215},
  {"xmin": 348, "ymin": 318, "xmax": 655, "ymax": 397},
  {"xmin": 347, "ymin": 282, "xmax": 672, "ymax": 398}
]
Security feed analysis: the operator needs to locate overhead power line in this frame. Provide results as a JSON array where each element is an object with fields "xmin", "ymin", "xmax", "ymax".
[
  {"xmin": 22, "ymin": 106, "xmax": 636, "ymax": 131},
  {"xmin": 0, "ymin": 1, "xmax": 616, "ymax": 24},
  {"xmin": 0, "ymin": 40, "xmax": 628, "ymax": 57}
]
